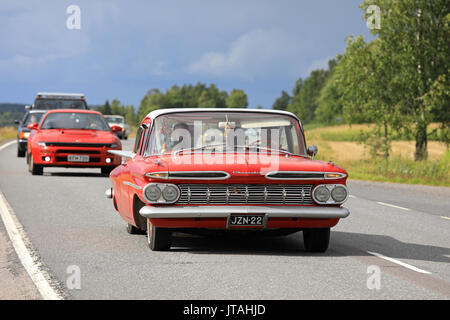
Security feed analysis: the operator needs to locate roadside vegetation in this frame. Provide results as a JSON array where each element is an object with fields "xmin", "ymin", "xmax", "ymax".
[
  {"xmin": 0, "ymin": 127, "xmax": 16, "ymax": 145},
  {"xmin": 304, "ymin": 124, "xmax": 449, "ymax": 186}
]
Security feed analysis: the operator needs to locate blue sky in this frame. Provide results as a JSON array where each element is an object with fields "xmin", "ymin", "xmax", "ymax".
[{"xmin": 0, "ymin": 0, "xmax": 373, "ymax": 109}]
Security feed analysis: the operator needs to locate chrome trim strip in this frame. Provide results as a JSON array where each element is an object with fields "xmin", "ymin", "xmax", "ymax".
[
  {"xmin": 140, "ymin": 205, "xmax": 350, "ymax": 219},
  {"xmin": 146, "ymin": 171, "xmax": 230, "ymax": 180},
  {"xmin": 265, "ymin": 171, "xmax": 347, "ymax": 180},
  {"xmin": 266, "ymin": 171, "xmax": 324, "ymax": 180},
  {"xmin": 122, "ymin": 181, "xmax": 142, "ymax": 190}
]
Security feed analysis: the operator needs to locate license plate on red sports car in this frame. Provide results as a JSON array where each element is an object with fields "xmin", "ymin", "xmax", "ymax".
[
  {"xmin": 228, "ymin": 214, "xmax": 265, "ymax": 228},
  {"xmin": 67, "ymin": 155, "xmax": 89, "ymax": 162}
]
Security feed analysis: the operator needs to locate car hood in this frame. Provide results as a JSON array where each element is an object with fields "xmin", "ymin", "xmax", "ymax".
[
  {"xmin": 144, "ymin": 153, "xmax": 347, "ymax": 184},
  {"xmin": 36, "ymin": 129, "xmax": 117, "ymax": 144}
]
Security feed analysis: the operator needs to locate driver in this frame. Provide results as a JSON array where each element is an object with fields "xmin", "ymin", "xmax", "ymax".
[{"xmin": 168, "ymin": 122, "xmax": 191, "ymax": 151}]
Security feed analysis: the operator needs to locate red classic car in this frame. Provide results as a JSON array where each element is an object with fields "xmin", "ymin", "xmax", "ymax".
[
  {"xmin": 106, "ymin": 108, "xmax": 349, "ymax": 252},
  {"xmin": 27, "ymin": 109, "xmax": 122, "ymax": 175}
]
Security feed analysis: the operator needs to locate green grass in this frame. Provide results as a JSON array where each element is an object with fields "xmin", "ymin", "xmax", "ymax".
[
  {"xmin": 346, "ymin": 152, "xmax": 450, "ymax": 186},
  {"xmin": 306, "ymin": 123, "xmax": 447, "ymax": 142},
  {"xmin": 0, "ymin": 126, "xmax": 16, "ymax": 145}
]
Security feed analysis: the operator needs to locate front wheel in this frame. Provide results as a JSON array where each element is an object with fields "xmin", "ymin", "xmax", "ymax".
[
  {"xmin": 147, "ymin": 219, "xmax": 172, "ymax": 251},
  {"xmin": 17, "ymin": 146, "xmax": 25, "ymax": 157},
  {"xmin": 303, "ymin": 228, "xmax": 330, "ymax": 253},
  {"xmin": 126, "ymin": 223, "xmax": 146, "ymax": 235},
  {"xmin": 28, "ymin": 153, "xmax": 43, "ymax": 175}
]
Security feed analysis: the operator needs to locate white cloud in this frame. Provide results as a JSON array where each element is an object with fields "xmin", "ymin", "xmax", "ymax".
[{"xmin": 187, "ymin": 28, "xmax": 303, "ymax": 80}]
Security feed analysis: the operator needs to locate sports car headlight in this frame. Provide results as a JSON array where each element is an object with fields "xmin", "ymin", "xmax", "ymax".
[
  {"xmin": 37, "ymin": 142, "xmax": 46, "ymax": 147},
  {"xmin": 144, "ymin": 184, "xmax": 161, "ymax": 202},
  {"xmin": 313, "ymin": 186, "xmax": 330, "ymax": 203},
  {"xmin": 162, "ymin": 185, "xmax": 180, "ymax": 202},
  {"xmin": 331, "ymin": 185, "xmax": 348, "ymax": 202},
  {"xmin": 110, "ymin": 143, "xmax": 119, "ymax": 148}
]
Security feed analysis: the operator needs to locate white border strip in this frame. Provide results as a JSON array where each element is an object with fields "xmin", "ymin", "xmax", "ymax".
[
  {"xmin": 0, "ymin": 140, "xmax": 16, "ymax": 151},
  {"xmin": 377, "ymin": 201, "xmax": 410, "ymax": 211},
  {"xmin": 0, "ymin": 192, "xmax": 63, "ymax": 300},
  {"xmin": 367, "ymin": 251, "xmax": 432, "ymax": 274}
]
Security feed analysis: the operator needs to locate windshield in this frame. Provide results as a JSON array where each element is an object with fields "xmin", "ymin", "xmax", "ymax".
[
  {"xmin": 24, "ymin": 112, "xmax": 45, "ymax": 126},
  {"xmin": 146, "ymin": 111, "xmax": 306, "ymax": 156},
  {"xmin": 34, "ymin": 99, "xmax": 87, "ymax": 110},
  {"xmin": 41, "ymin": 112, "xmax": 110, "ymax": 131},
  {"xmin": 105, "ymin": 116, "xmax": 124, "ymax": 124}
]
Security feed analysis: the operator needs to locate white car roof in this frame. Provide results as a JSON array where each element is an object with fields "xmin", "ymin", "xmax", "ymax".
[
  {"xmin": 37, "ymin": 92, "xmax": 85, "ymax": 98},
  {"xmin": 146, "ymin": 108, "xmax": 299, "ymax": 120}
]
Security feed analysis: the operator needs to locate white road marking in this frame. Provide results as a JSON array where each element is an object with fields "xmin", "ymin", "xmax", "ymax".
[
  {"xmin": 440, "ymin": 216, "xmax": 450, "ymax": 220},
  {"xmin": 367, "ymin": 251, "xmax": 432, "ymax": 274},
  {"xmin": 0, "ymin": 140, "xmax": 16, "ymax": 151},
  {"xmin": 0, "ymin": 192, "xmax": 63, "ymax": 300},
  {"xmin": 376, "ymin": 201, "xmax": 410, "ymax": 211},
  {"xmin": 349, "ymin": 195, "xmax": 356, "ymax": 198}
]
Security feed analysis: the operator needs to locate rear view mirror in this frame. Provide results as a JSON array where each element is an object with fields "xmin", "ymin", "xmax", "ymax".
[
  {"xmin": 218, "ymin": 121, "xmax": 236, "ymax": 129},
  {"xmin": 307, "ymin": 145, "xmax": 318, "ymax": 159},
  {"xmin": 27, "ymin": 122, "xmax": 38, "ymax": 130},
  {"xmin": 25, "ymin": 105, "xmax": 31, "ymax": 110},
  {"xmin": 14, "ymin": 120, "xmax": 20, "ymax": 125}
]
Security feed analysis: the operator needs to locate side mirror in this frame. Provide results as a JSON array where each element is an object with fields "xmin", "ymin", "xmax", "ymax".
[
  {"xmin": 307, "ymin": 145, "xmax": 318, "ymax": 159},
  {"xmin": 14, "ymin": 120, "xmax": 20, "ymax": 125},
  {"xmin": 27, "ymin": 123, "xmax": 39, "ymax": 130},
  {"xmin": 110, "ymin": 125, "xmax": 122, "ymax": 132},
  {"xmin": 25, "ymin": 105, "xmax": 31, "ymax": 110}
]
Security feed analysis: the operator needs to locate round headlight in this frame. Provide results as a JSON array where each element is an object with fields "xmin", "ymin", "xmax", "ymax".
[
  {"xmin": 162, "ymin": 185, "xmax": 179, "ymax": 202},
  {"xmin": 144, "ymin": 184, "xmax": 161, "ymax": 202},
  {"xmin": 331, "ymin": 185, "xmax": 347, "ymax": 203},
  {"xmin": 313, "ymin": 186, "xmax": 330, "ymax": 203}
]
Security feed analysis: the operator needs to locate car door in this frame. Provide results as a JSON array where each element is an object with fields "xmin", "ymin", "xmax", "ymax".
[{"xmin": 116, "ymin": 124, "xmax": 150, "ymax": 224}]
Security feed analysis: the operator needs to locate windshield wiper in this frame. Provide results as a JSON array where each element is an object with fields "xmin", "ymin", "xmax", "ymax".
[
  {"xmin": 174, "ymin": 143, "xmax": 227, "ymax": 156},
  {"xmin": 233, "ymin": 145, "xmax": 293, "ymax": 157},
  {"xmin": 173, "ymin": 143, "xmax": 292, "ymax": 157}
]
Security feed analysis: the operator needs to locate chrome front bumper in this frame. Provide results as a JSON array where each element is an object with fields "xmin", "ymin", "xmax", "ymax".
[{"xmin": 139, "ymin": 205, "xmax": 350, "ymax": 219}]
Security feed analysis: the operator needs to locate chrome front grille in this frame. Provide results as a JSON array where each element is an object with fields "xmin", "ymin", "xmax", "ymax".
[{"xmin": 177, "ymin": 184, "xmax": 314, "ymax": 205}]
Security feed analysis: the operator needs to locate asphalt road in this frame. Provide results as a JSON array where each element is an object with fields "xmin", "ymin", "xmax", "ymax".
[{"xmin": 0, "ymin": 140, "xmax": 449, "ymax": 299}]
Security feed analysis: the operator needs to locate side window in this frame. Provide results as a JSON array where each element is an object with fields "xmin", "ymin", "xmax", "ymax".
[
  {"xmin": 133, "ymin": 126, "xmax": 144, "ymax": 154},
  {"xmin": 139, "ymin": 126, "xmax": 150, "ymax": 156}
]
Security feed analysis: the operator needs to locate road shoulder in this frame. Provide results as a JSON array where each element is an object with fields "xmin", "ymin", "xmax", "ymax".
[{"xmin": 0, "ymin": 220, "xmax": 41, "ymax": 300}]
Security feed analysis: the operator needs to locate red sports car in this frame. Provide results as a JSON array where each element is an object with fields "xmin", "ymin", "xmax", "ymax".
[
  {"xmin": 27, "ymin": 109, "xmax": 122, "ymax": 175},
  {"xmin": 106, "ymin": 109, "xmax": 350, "ymax": 252}
]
